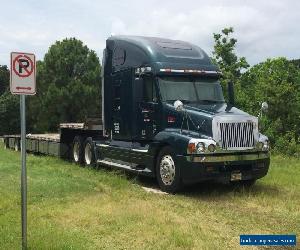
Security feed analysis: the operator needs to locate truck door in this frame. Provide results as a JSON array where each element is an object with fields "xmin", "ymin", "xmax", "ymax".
[
  {"xmin": 133, "ymin": 75, "xmax": 160, "ymax": 140},
  {"xmin": 111, "ymin": 69, "xmax": 133, "ymax": 141}
]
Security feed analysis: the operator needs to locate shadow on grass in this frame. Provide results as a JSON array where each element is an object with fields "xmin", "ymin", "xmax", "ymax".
[
  {"xmin": 94, "ymin": 164, "xmax": 280, "ymax": 199},
  {"xmin": 132, "ymin": 174, "xmax": 280, "ymax": 199},
  {"xmin": 181, "ymin": 181, "xmax": 280, "ymax": 198}
]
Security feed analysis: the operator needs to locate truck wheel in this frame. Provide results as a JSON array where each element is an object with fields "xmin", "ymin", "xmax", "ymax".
[
  {"xmin": 83, "ymin": 137, "xmax": 95, "ymax": 167},
  {"xmin": 156, "ymin": 146, "xmax": 182, "ymax": 193},
  {"xmin": 72, "ymin": 136, "xmax": 84, "ymax": 164}
]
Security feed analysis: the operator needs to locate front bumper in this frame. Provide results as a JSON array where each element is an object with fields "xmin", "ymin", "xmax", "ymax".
[{"xmin": 178, "ymin": 152, "xmax": 270, "ymax": 184}]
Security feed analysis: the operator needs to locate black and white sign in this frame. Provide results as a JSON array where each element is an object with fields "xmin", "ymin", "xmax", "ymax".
[{"xmin": 10, "ymin": 52, "xmax": 36, "ymax": 95}]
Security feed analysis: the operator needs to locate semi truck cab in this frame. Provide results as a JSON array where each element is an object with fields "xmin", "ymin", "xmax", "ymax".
[{"xmin": 92, "ymin": 36, "xmax": 270, "ymax": 192}]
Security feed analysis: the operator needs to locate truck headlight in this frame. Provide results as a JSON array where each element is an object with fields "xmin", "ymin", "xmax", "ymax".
[
  {"xmin": 196, "ymin": 142, "xmax": 205, "ymax": 153},
  {"xmin": 262, "ymin": 140, "xmax": 269, "ymax": 151},
  {"xmin": 187, "ymin": 138, "xmax": 217, "ymax": 154},
  {"xmin": 208, "ymin": 144, "xmax": 216, "ymax": 152}
]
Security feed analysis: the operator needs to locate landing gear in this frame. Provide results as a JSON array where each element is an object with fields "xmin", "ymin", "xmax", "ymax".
[{"xmin": 14, "ymin": 140, "xmax": 20, "ymax": 151}]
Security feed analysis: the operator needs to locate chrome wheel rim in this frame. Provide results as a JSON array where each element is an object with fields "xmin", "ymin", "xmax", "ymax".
[
  {"xmin": 73, "ymin": 142, "xmax": 80, "ymax": 162},
  {"xmin": 84, "ymin": 143, "xmax": 92, "ymax": 165},
  {"xmin": 160, "ymin": 155, "xmax": 175, "ymax": 185}
]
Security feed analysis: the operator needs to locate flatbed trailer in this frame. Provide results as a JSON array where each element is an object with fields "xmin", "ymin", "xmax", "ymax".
[
  {"xmin": 2, "ymin": 121, "xmax": 103, "ymax": 159},
  {"xmin": 3, "ymin": 133, "xmax": 63, "ymax": 157}
]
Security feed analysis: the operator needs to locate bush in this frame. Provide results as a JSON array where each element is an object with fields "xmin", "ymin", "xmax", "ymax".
[{"xmin": 273, "ymin": 133, "xmax": 300, "ymax": 157}]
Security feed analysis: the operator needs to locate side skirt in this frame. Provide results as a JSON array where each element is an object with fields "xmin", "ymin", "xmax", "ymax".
[{"xmin": 97, "ymin": 158, "xmax": 153, "ymax": 176}]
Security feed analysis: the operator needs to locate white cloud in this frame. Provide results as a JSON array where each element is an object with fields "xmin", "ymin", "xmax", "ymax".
[{"xmin": 0, "ymin": 0, "xmax": 299, "ymax": 66}]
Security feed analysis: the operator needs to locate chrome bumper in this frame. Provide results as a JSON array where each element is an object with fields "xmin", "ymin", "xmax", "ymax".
[{"xmin": 186, "ymin": 152, "xmax": 270, "ymax": 163}]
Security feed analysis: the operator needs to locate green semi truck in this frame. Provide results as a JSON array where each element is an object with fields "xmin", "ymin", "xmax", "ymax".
[{"xmin": 3, "ymin": 36, "xmax": 270, "ymax": 193}]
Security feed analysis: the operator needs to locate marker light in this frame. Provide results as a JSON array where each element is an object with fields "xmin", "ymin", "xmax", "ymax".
[{"xmin": 160, "ymin": 68, "xmax": 221, "ymax": 75}]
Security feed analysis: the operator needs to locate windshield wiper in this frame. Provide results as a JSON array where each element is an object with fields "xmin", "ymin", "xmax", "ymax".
[{"xmin": 198, "ymin": 99, "xmax": 224, "ymax": 104}]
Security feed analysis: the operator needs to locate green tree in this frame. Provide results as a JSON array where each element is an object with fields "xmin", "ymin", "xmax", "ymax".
[
  {"xmin": 212, "ymin": 27, "xmax": 249, "ymax": 88},
  {"xmin": 28, "ymin": 38, "xmax": 102, "ymax": 132},
  {"xmin": 0, "ymin": 65, "xmax": 9, "ymax": 96},
  {"xmin": 0, "ymin": 66, "xmax": 19, "ymax": 135},
  {"xmin": 237, "ymin": 58, "xmax": 300, "ymax": 156},
  {"xmin": 0, "ymin": 91, "xmax": 19, "ymax": 135},
  {"xmin": 290, "ymin": 59, "xmax": 300, "ymax": 69}
]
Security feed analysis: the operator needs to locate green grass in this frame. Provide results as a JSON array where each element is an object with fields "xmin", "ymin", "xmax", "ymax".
[{"xmin": 0, "ymin": 145, "xmax": 299, "ymax": 250}]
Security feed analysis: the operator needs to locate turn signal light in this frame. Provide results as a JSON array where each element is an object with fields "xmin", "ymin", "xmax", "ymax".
[{"xmin": 188, "ymin": 143, "xmax": 196, "ymax": 153}]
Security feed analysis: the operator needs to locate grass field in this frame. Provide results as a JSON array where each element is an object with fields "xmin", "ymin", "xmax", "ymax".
[{"xmin": 0, "ymin": 144, "xmax": 299, "ymax": 250}]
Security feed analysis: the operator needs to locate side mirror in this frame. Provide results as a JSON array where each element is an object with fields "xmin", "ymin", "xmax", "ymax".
[
  {"xmin": 174, "ymin": 100, "xmax": 184, "ymax": 112},
  {"xmin": 261, "ymin": 102, "xmax": 268, "ymax": 113}
]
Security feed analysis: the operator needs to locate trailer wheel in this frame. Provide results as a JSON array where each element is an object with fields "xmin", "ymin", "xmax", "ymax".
[
  {"xmin": 156, "ymin": 146, "xmax": 182, "ymax": 193},
  {"xmin": 83, "ymin": 137, "xmax": 95, "ymax": 167},
  {"xmin": 72, "ymin": 136, "xmax": 84, "ymax": 164}
]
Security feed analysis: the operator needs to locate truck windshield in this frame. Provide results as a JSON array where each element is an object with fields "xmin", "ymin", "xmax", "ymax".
[{"xmin": 158, "ymin": 76, "xmax": 225, "ymax": 104}]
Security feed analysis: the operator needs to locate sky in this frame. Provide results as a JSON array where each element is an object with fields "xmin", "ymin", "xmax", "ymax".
[{"xmin": 0, "ymin": 0, "xmax": 299, "ymax": 66}]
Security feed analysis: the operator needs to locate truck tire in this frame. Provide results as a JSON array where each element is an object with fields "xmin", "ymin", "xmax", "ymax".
[
  {"xmin": 156, "ymin": 146, "xmax": 182, "ymax": 193},
  {"xmin": 72, "ymin": 136, "xmax": 84, "ymax": 164},
  {"xmin": 83, "ymin": 137, "xmax": 96, "ymax": 167}
]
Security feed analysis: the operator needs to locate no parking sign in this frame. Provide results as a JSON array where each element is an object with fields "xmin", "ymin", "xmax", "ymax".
[
  {"xmin": 10, "ymin": 52, "xmax": 36, "ymax": 95},
  {"xmin": 10, "ymin": 51, "xmax": 36, "ymax": 249}
]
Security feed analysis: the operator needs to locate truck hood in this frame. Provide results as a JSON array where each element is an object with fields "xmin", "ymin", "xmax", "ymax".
[{"xmin": 164, "ymin": 102, "xmax": 255, "ymax": 138}]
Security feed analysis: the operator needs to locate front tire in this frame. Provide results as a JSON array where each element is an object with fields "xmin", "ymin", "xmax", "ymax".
[
  {"xmin": 156, "ymin": 146, "xmax": 182, "ymax": 193},
  {"xmin": 83, "ymin": 137, "xmax": 95, "ymax": 167},
  {"xmin": 72, "ymin": 136, "xmax": 84, "ymax": 164}
]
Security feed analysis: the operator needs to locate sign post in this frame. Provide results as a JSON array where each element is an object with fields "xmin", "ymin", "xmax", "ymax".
[
  {"xmin": 10, "ymin": 52, "xmax": 36, "ymax": 250},
  {"xmin": 20, "ymin": 94, "xmax": 27, "ymax": 249}
]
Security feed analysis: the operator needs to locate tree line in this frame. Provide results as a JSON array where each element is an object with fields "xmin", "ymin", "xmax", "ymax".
[
  {"xmin": 212, "ymin": 27, "xmax": 300, "ymax": 156},
  {"xmin": 0, "ymin": 38, "xmax": 101, "ymax": 134},
  {"xmin": 0, "ymin": 30, "xmax": 299, "ymax": 156}
]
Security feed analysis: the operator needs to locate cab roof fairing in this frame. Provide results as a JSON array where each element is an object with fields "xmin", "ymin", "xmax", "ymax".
[{"xmin": 106, "ymin": 35, "xmax": 220, "ymax": 74}]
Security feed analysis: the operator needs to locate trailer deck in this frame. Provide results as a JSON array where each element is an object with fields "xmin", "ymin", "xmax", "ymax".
[
  {"xmin": 2, "ymin": 120, "xmax": 104, "ymax": 158},
  {"xmin": 2, "ymin": 133, "xmax": 66, "ymax": 157}
]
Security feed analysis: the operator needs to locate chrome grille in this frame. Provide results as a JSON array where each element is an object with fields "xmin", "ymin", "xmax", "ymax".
[{"xmin": 219, "ymin": 122, "xmax": 255, "ymax": 149}]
